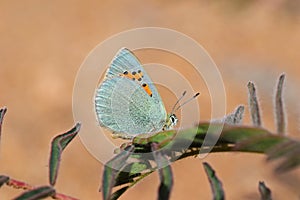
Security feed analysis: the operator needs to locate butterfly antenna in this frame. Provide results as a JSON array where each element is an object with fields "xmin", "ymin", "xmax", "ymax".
[
  {"xmin": 174, "ymin": 92, "xmax": 200, "ymax": 113},
  {"xmin": 171, "ymin": 91, "xmax": 187, "ymax": 114}
]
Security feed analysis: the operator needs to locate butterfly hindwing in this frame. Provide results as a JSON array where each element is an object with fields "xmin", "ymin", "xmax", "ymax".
[
  {"xmin": 95, "ymin": 48, "xmax": 169, "ymax": 138},
  {"xmin": 95, "ymin": 76, "xmax": 166, "ymax": 138}
]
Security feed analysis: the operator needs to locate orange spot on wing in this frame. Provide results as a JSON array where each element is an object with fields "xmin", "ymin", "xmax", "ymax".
[
  {"xmin": 120, "ymin": 70, "xmax": 153, "ymax": 97},
  {"xmin": 122, "ymin": 73, "xmax": 134, "ymax": 79},
  {"xmin": 142, "ymin": 84, "xmax": 153, "ymax": 97},
  {"xmin": 121, "ymin": 71, "xmax": 142, "ymax": 80}
]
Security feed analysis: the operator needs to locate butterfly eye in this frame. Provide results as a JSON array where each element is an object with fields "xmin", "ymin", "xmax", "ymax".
[
  {"xmin": 171, "ymin": 117, "xmax": 175, "ymax": 123},
  {"xmin": 170, "ymin": 114, "xmax": 177, "ymax": 124}
]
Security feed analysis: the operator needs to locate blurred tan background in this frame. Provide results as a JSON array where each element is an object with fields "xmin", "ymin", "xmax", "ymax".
[{"xmin": 1, "ymin": 0, "xmax": 300, "ymax": 199}]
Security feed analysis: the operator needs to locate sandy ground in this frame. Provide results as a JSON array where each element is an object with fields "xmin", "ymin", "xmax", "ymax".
[{"xmin": 1, "ymin": 1, "xmax": 300, "ymax": 199}]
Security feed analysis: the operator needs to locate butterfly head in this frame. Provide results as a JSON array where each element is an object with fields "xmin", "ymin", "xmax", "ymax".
[
  {"xmin": 163, "ymin": 113, "xmax": 178, "ymax": 130},
  {"xmin": 163, "ymin": 91, "xmax": 200, "ymax": 131}
]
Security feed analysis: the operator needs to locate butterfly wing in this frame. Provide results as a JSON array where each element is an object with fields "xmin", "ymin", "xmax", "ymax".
[
  {"xmin": 105, "ymin": 48, "xmax": 160, "ymax": 97},
  {"xmin": 105, "ymin": 48, "xmax": 142, "ymax": 78},
  {"xmin": 95, "ymin": 76, "xmax": 166, "ymax": 138}
]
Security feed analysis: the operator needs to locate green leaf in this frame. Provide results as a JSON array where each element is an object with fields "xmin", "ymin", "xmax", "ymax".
[
  {"xmin": 268, "ymin": 141, "xmax": 300, "ymax": 173},
  {"xmin": 49, "ymin": 123, "xmax": 81, "ymax": 186},
  {"xmin": 114, "ymin": 162, "xmax": 149, "ymax": 187},
  {"xmin": 220, "ymin": 125, "xmax": 271, "ymax": 144},
  {"xmin": 102, "ymin": 145, "xmax": 134, "ymax": 200},
  {"xmin": 258, "ymin": 181, "xmax": 272, "ymax": 200},
  {"xmin": 13, "ymin": 185, "xmax": 55, "ymax": 200},
  {"xmin": 234, "ymin": 134, "xmax": 286, "ymax": 153},
  {"xmin": 0, "ymin": 107, "xmax": 7, "ymax": 142},
  {"xmin": 0, "ymin": 175, "xmax": 9, "ymax": 187},
  {"xmin": 158, "ymin": 165, "xmax": 173, "ymax": 200},
  {"xmin": 115, "ymin": 169, "xmax": 139, "ymax": 187},
  {"xmin": 110, "ymin": 186, "xmax": 129, "ymax": 200},
  {"xmin": 133, "ymin": 130, "xmax": 176, "ymax": 148},
  {"xmin": 152, "ymin": 143, "xmax": 173, "ymax": 200},
  {"xmin": 111, "ymin": 171, "xmax": 153, "ymax": 200},
  {"xmin": 203, "ymin": 162, "xmax": 224, "ymax": 200},
  {"xmin": 267, "ymin": 140, "xmax": 296, "ymax": 161}
]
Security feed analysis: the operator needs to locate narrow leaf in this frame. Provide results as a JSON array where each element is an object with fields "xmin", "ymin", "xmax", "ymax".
[
  {"xmin": 219, "ymin": 125, "xmax": 271, "ymax": 144},
  {"xmin": 151, "ymin": 143, "xmax": 173, "ymax": 200},
  {"xmin": 258, "ymin": 181, "xmax": 272, "ymax": 200},
  {"xmin": 203, "ymin": 162, "xmax": 225, "ymax": 200},
  {"xmin": 274, "ymin": 73, "xmax": 286, "ymax": 135},
  {"xmin": 234, "ymin": 135, "xmax": 285, "ymax": 153},
  {"xmin": 267, "ymin": 140, "xmax": 297, "ymax": 161},
  {"xmin": 224, "ymin": 105, "xmax": 245, "ymax": 125},
  {"xmin": 111, "ymin": 171, "xmax": 154, "ymax": 200},
  {"xmin": 275, "ymin": 156, "xmax": 300, "ymax": 173},
  {"xmin": 110, "ymin": 186, "xmax": 129, "ymax": 200},
  {"xmin": 266, "ymin": 140, "xmax": 300, "ymax": 173},
  {"xmin": 0, "ymin": 107, "xmax": 7, "ymax": 142},
  {"xmin": 7, "ymin": 178, "xmax": 33, "ymax": 190},
  {"xmin": 248, "ymin": 82, "xmax": 262, "ymax": 126},
  {"xmin": 13, "ymin": 185, "xmax": 55, "ymax": 200},
  {"xmin": 157, "ymin": 165, "xmax": 173, "ymax": 200},
  {"xmin": 49, "ymin": 123, "xmax": 81, "ymax": 186},
  {"xmin": 0, "ymin": 175, "xmax": 9, "ymax": 187},
  {"xmin": 114, "ymin": 162, "xmax": 148, "ymax": 187},
  {"xmin": 102, "ymin": 145, "xmax": 134, "ymax": 200},
  {"xmin": 53, "ymin": 193, "xmax": 80, "ymax": 200}
]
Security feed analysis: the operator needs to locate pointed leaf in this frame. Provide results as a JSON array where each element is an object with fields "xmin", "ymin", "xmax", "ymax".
[
  {"xmin": 157, "ymin": 165, "xmax": 173, "ymax": 200},
  {"xmin": 115, "ymin": 161, "xmax": 149, "ymax": 187},
  {"xmin": 203, "ymin": 162, "xmax": 224, "ymax": 200},
  {"xmin": 7, "ymin": 178, "xmax": 33, "ymax": 190},
  {"xmin": 248, "ymin": 82, "xmax": 262, "ymax": 126},
  {"xmin": 219, "ymin": 125, "xmax": 271, "ymax": 144},
  {"xmin": 274, "ymin": 73, "xmax": 286, "ymax": 135},
  {"xmin": 102, "ymin": 145, "xmax": 134, "ymax": 200},
  {"xmin": 111, "ymin": 171, "xmax": 154, "ymax": 200},
  {"xmin": 258, "ymin": 181, "xmax": 272, "ymax": 200},
  {"xmin": 110, "ymin": 186, "xmax": 129, "ymax": 200},
  {"xmin": 273, "ymin": 145, "xmax": 300, "ymax": 173},
  {"xmin": 267, "ymin": 140, "xmax": 298, "ymax": 161},
  {"xmin": 0, "ymin": 107, "xmax": 7, "ymax": 142},
  {"xmin": 224, "ymin": 105, "xmax": 245, "ymax": 125},
  {"xmin": 152, "ymin": 143, "xmax": 173, "ymax": 200},
  {"xmin": 49, "ymin": 123, "xmax": 81, "ymax": 186},
  {"xmin": 0, "ymin": 175, "xmax": 9, "ymax": 187},
  {"xmin": 13, "ymin": 185, "xmax": 55, "ymax": 200},
  {"xmin": 234, "ymin": 135, "xmax": 285, "ymax": 153},
  {"xmin": 53, "ymin": 193, "xmax": 79, "ymax": 200}
]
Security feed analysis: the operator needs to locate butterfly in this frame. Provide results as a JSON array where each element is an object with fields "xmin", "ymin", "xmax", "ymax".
[{"xmin": 95, "ymin": 48, "xmax": 198, "ymax": 139}]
